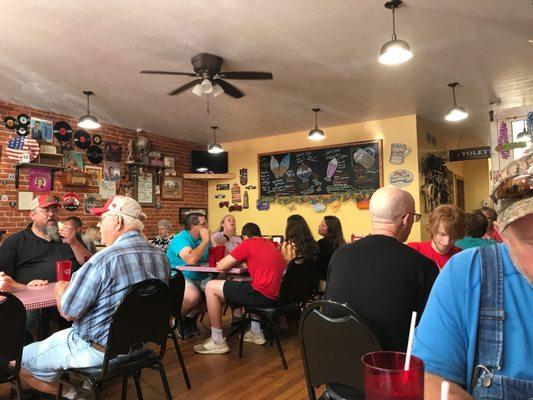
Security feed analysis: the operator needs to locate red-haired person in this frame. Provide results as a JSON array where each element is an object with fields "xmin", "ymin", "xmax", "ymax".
[{"xmin": 408, "ymin": 204, "xmax": 466, "ymax": 269}]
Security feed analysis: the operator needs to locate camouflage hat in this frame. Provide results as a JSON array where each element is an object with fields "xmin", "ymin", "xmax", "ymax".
[{"xmin": 493, "ymin": 149, "xmax": 533, "ymax": 232}]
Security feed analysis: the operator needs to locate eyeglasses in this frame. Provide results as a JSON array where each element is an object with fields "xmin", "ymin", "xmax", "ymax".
[
  {"xmin": 491, "ymin": 174, "xmax": 532, "ymax": 203},
  {"xmin": 403, "ymin": 212, "xmax": 421, "ymax": 222}
]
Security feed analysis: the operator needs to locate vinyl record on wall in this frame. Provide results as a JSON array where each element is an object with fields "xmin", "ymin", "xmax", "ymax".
[
  {"xmin": 92, "ymin": 134, "xmax": 102, "ymax": 146},
  {"xmin": 53, "ymin": 121, "xmax": 73, "ymax": 142},
  {"xmin": 86, "ymin": 145, "xmax": 103, "ymax": 164},
  {"xmin": 17, "ymin": 114, "xmax": 30, "ymax": 126},
  {"xmin": 16, "ymin": 126, "xmax": 29, "ymax": 136},
  {"xmin": 74, "ymin": 130, "xmax": 91, "ymax": 149},
  {"xmin": 3, "ymin": 116, "xmax": 17, "ymax": 130}
]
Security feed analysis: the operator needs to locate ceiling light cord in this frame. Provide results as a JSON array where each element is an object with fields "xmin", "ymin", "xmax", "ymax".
[{"xmin": 391, "ymin": 7, "xmax": 397, "ymax": 40}]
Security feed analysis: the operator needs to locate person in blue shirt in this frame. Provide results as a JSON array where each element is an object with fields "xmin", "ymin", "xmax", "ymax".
[
  {"xmin": 413, "ymin": 151, "xmax": 533, "ymax": 399},
  {"xmin": 455, "ymin": 212, "xmax": 496, "ymax": 249},
  {"xmin": 167, "ymin": 212, "xmax": 210, "ymax": 338},
  {"xmin": 18, "ymin": 196, "xmax": 170, "ymax": 399}
]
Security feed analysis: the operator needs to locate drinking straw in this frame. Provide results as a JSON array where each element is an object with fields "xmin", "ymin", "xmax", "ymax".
[
  {"xmin": 441, "ymin": 381, "xmax": 450, "ymax": 400},
  {"xmin": 404, "ymin": 311, "xmax": 417, "ymax": 371}
]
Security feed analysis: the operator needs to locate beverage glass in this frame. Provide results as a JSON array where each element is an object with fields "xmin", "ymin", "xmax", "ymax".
[
  {"xmin": 56, "ymin": 260, "xmax": 73, "ymax": 281},
  {"xmin": 362, "ymin": 351, "xmax": 424, "ymax": 400},
  {"xmin": 214, "ymin": 245, "xmax": 226, "ymax": 262}
]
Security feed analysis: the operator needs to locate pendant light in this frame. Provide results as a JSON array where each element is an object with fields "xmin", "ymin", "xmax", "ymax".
[
  {"xmin": 308, "ymin": 108, "xmax": 325, "ymax": 141},
  {"xmin": 78, "ymin": 90, "xmax": 101, "ymax": 129},
  {"xmin": 378, "ymin": 0, "xmax": 413, "ymax": 65},
  {"xmin": 444, "ymin": 82, "xmax": 469, "ymax": 122},
  {"xmin": 208, "ymin": 126, "xmax": 224, "ymax": 154}
]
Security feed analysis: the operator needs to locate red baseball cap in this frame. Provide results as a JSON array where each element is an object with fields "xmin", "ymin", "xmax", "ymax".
[
  {"xmin": 31, "ymin": 195, "xmax": 62, "ymax": 210},
  {"xmin": 90, "ymin": 195, "xmax": 146, "ymax": 221}
]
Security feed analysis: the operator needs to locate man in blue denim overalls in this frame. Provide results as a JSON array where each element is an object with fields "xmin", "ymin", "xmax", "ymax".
[{"xmin": 413, "ymin": 150, "xmax": 533, "ymax": 400}]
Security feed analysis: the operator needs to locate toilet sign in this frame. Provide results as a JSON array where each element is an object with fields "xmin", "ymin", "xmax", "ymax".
[{"xmin": 448, "ymin": 146, "xmax": 491, "ymax": 162}]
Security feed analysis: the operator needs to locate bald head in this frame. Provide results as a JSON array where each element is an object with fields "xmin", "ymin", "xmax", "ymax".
[{"xmin": 370, "ymin": 186, "xmax": 415, "ymax": 223}]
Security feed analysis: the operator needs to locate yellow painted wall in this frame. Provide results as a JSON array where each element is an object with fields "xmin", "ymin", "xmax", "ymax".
[
  {"xmin": 207, "ymin": 115, "xmax": 422, "ymax": 241},
  {"xmin": 463, "ymin": 159, "xmax": 490, "ymax": 211}
]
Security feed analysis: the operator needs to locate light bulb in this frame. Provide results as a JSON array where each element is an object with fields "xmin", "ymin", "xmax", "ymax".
[
  {"xmin": 78, "ymin": 115, "xmax": 101, "ymax": 129},
  {"xmin": 379, "ymin": 39, "xmax": 413, "ymax": 65},
  {"xmin": 208, "ymin": 143, "xmax": 224, "ymax": 154},
  {"xmin": 444, "ymin": 106, "xmax": 469, "ymax": 122},
  {"xmin": 308, "ymin": 128, "xmax": 325, "ymax": 141},
  {"xmin": 192, "ymin": 84, "xmax": 202, "ymax": 96},
  {"xmin": 212, "ymin": 84, "xmax": 224, "ymax": 97},
  {"xmin": 200, "ymin": 79, "xmax": 213, "ymax": 94}
]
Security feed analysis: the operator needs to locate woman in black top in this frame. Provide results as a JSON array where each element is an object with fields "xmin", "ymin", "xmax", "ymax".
[
  {"xmin": 317, "ymin": 216, "xmax": 346, "ymax": 281},
  {"xmin": 282, "ymin": 214, "xmax": 320, "ymax": 263}
]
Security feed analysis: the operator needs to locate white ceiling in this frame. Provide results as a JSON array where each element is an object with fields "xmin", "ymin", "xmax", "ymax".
[{"xmin": 1, "ymin": 0, "xmax": 532, "ymax": 145}]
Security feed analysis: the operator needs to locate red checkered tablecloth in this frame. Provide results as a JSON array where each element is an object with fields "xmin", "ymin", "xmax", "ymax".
[{"xmin": 11, "ymin": 282, "xmax": 57, "ymax": 310}]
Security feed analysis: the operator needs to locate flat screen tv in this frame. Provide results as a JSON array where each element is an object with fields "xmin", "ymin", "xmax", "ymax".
[{"xmin": 191, "ymin": 150, "xmax": 228, "ymax": 173}]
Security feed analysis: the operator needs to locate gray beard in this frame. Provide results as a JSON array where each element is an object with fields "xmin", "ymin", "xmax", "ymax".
[
  {"xmin": 46, "ymin": 225, "xmax": 60, "ymax": 241},
  {"xmin": 508, "ymin": 250, "xmax": 533, "ymax": 286}
]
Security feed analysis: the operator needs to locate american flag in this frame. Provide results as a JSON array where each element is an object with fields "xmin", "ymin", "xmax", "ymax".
[{"xmin": 5, "ymin": 135, "xmax": 40, "ymax": 162}]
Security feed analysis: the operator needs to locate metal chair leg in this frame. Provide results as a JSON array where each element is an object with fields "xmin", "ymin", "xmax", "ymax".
[
  {"xmin": 273, "ymin": 331, "xmax": 288, "ymax": 369},
  {"xmin": 157, "ymin": 363, "xmax": 173, "ymax": 400},
  {"xmin": 133, "ymin": 372, "xmax": 144, "ymax": 400},
  {"xmin": 121, "ymin": 375, "xmax": 129, "ymax": 400},
  {"xmin": 171, "ymin": 328, "xmax": 192, "ymax": 389}
]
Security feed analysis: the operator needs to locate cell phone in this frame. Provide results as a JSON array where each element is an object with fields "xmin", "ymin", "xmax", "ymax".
[{"xmin": 271, "ymin": 235, "xmax": 283, "ymax": 245}]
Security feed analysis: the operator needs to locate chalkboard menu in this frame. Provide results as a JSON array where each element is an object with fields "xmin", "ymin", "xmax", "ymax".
[{"xmin": 258, "ymin": 140, "xmax": 383, "ymax": 198}]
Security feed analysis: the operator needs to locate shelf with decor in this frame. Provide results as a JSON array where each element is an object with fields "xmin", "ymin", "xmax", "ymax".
[
  {"xmin": 14, "ymin": 163, "xmax": 64, "ymax": 190},
  {"xmin": 183, "ymin": 173, "xmax": 235, "ymax": 180}
]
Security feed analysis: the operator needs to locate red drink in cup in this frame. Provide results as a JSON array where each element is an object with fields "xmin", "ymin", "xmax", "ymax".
[
  {"xmin": 214, "ymin": 245, "xmax": 226, "ymax": 262},
  {"xmin": 362, "ymin": 351, "xmax": 424, "ymax": 400},
  {"xmin": 208, "ymin": 248, "xmax": 217, "ymax": 267},
  {"xmin": 56, "ymin": 260, "xmax": 73, "ymax": 281}
]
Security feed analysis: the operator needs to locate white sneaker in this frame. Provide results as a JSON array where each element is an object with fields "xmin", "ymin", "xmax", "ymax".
[
  {"xmin": 243, "ymin": 330, "xmax": 266, "ymax": 345},
  {"xmin": 193, "ymin": 337, "xmax": 230, "ymax": 355}
]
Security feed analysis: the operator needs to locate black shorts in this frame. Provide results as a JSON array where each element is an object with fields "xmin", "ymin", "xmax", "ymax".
[{"xmin": 223, "ymin": 281, "xmax": 277, "ymax": 308}]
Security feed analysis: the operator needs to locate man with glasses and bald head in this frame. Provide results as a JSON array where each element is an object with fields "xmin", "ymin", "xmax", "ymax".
[
  {"xmin": 0, "ymin": 195, "xmax": 92, "ymax": 292},
  {"xmin": 324, "ymin": 185, "xmax": 439, "ymax": 400}
]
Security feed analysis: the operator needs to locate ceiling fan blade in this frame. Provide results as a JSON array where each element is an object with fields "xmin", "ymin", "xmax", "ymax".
[
  {"xmin": 218, "ymin": 71, "xmax": 273, "ymax": 80},
  {"xmin": 141, "ymin": 70, "xmax": 197, "ymax": 77},
  {"xmin": 214, "ymin": 79, "xmax": 245, "ymax": 98},
  {"xmin": 167, "ymin": 79, "xmax": 202, "ymax": 96}
]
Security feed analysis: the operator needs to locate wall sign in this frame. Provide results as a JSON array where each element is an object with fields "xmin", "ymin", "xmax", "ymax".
[
  {"xmin": 448, "ymin": 146, "xmax": 491, "ymax": 162},
  {"xmin": 258, "ymin": 140, "xmax": 383, "ymax": 198},
  {"xmin": 388, "ymin": 169, "xmax": 414, "ymax": 187}
]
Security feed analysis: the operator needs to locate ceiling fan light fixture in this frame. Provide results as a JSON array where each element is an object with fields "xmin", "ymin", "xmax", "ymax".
[
  {"xmin": 444, "ymin": 82, "xmax": 469, "ymax": 122},
  {"xmin": 379, "ymin": 0, "xmax": 412, "ymax": 65},
  {"xmin": 192, "ymin": 84, "xmax": 202, "ymax": 96},
  {"xmin": 200, "ymin": 78, "xmax": 213, "ymax": 94},
  {"xmin": 212, "ymin": 84, "xmax": 224, "ymax": 97},
  {"xmin": 308, "ymin": 108, "xmax": 326, "ymax": 141},
  {"xmin": 208, "ymin": 126, "xmax": 224, "ymax": 154},
  {"xmin": 78, "ymin": 90, "xmax": 101, "ymax": 129}
]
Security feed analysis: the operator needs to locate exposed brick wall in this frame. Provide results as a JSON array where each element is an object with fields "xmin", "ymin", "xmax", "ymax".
[{"xmin": 0, "ymin": 100, "xmax": 207, "ymax": 237}]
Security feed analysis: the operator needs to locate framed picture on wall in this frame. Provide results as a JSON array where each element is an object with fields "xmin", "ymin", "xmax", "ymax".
[
  {"xmin": 179, "ymin": 207, "xmax": 207, "ymax": 225},
  {"xmin": 135, "ymin": 172, "xmax": 155, "ymax": 207},
  {"xmin": 162, "ymin": 176, "xmax": 183, "ymax": 200},
  {"xmin": 84, "ymin": 165, "xmax": 102, "ymax": 187}
]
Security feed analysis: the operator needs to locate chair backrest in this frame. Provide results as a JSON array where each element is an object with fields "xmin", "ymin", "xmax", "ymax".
[
  {"xmin": 278, "ymin": 256, "xmax": 319, "ymax": 306},
  {"xmin": 299, "ymin": 299, "xmax": 382, "ymax": 395},
  {"xmin": 0, "ymin": 292, "xmax": 26, "ymax": 377},
  {"xmin": 168, "ymin": 269, "xmax": 185, "ymax": 320},
  {"xmin": 102, "ymin": 279, "xmax": 170, "ymax": 375}
]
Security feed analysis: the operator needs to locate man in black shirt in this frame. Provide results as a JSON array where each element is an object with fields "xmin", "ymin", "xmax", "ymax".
[
  {"xmin": 0, "ymin": 195, "xmax": 93, "ymax": 291},
  {"xmin": 325, "ymin": 186, "xmax": 439, "ymax": 399}
]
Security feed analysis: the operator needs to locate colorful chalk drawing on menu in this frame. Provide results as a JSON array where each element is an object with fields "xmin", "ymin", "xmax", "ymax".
[{"xmin": 258, "ymin": 140, "xmax": 382, "ymax": 198}]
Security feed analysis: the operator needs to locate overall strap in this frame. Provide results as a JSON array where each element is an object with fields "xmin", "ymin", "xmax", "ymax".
[{"xmin": 472, "ymin": 245, "xmax": 505, "ymax": 390}]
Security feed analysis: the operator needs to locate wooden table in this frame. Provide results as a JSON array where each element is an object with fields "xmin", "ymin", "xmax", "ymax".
[
  {"xmin": 176, "ymin": 265, "xmax": 248, "ymax": 275},
  {"xmin": 12, "ymin": 282, "xmax": 58, "ymax": 311}
]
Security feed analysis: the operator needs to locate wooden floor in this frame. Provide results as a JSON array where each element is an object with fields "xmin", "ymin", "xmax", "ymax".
[{"xmin": 1, "ymin": 317, "xmax": 314, "ymax": 400}]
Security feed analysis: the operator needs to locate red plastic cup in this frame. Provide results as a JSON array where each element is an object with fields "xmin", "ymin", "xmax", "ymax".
[
  {"xmin": 208, "ymin": 248, "xmax": 217, "ymax": 267},
  {"xmin": 56, "ymin": 260, "xmax": 73, "ymax": 282},
  {"xmin": 214, "ymin": 245, "xmax": 226, "ymax": 262},
  {"xmin": 362, "ymin": 351, "xmax": 424, "ymax": 400}
]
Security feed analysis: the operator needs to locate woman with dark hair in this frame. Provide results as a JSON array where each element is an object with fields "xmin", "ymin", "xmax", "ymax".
[
  {"xmin": 281, "ymin": 214, "xmax": 319, "ymax": 263},
  {"xmin": 317, "ymin": 216, "xmax": 346, "ymax": 281}
]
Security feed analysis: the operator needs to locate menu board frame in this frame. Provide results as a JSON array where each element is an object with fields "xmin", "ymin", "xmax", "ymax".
[{"xmin": 258, "ymin": 139, "xmax": 383, "ymax": 198}]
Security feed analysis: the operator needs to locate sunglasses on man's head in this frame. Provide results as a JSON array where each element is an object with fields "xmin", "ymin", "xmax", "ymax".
[{"xmin": 491, "ymin": 174, "xmax": 533, "ymax": 203}]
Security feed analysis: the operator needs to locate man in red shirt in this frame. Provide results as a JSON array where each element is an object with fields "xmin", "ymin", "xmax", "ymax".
[
  {"xmin": 408, "ymin": 204, "xmax": 466, "ymax": 269},
  {"xmin": 193, "ymin": 222, "xmax": 286, "ymax": 355}
]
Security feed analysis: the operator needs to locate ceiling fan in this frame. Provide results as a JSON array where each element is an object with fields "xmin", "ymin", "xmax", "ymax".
[{"xmin": 140, "ymin": 53, "xmax": 273, "ymax": 99}]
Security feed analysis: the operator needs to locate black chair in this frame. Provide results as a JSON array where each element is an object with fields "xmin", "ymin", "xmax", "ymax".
[
  {"xmin": 57, "ymin": 279, "xmax": 173, "ymax": 400},
  {"xmin": 0, "ymin": 292, "xmax": 26, "ymax": 400},
  {"xmin": 168, "ymin": 271, "xmax": 191, "ymax": 389},
  {"xmin": 299, "ymin": 300, "xmax": 382, "ymax": 400},
  {"xmin": 237, "ymin": 256, "xmax": 319, "ymax": 369}
]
